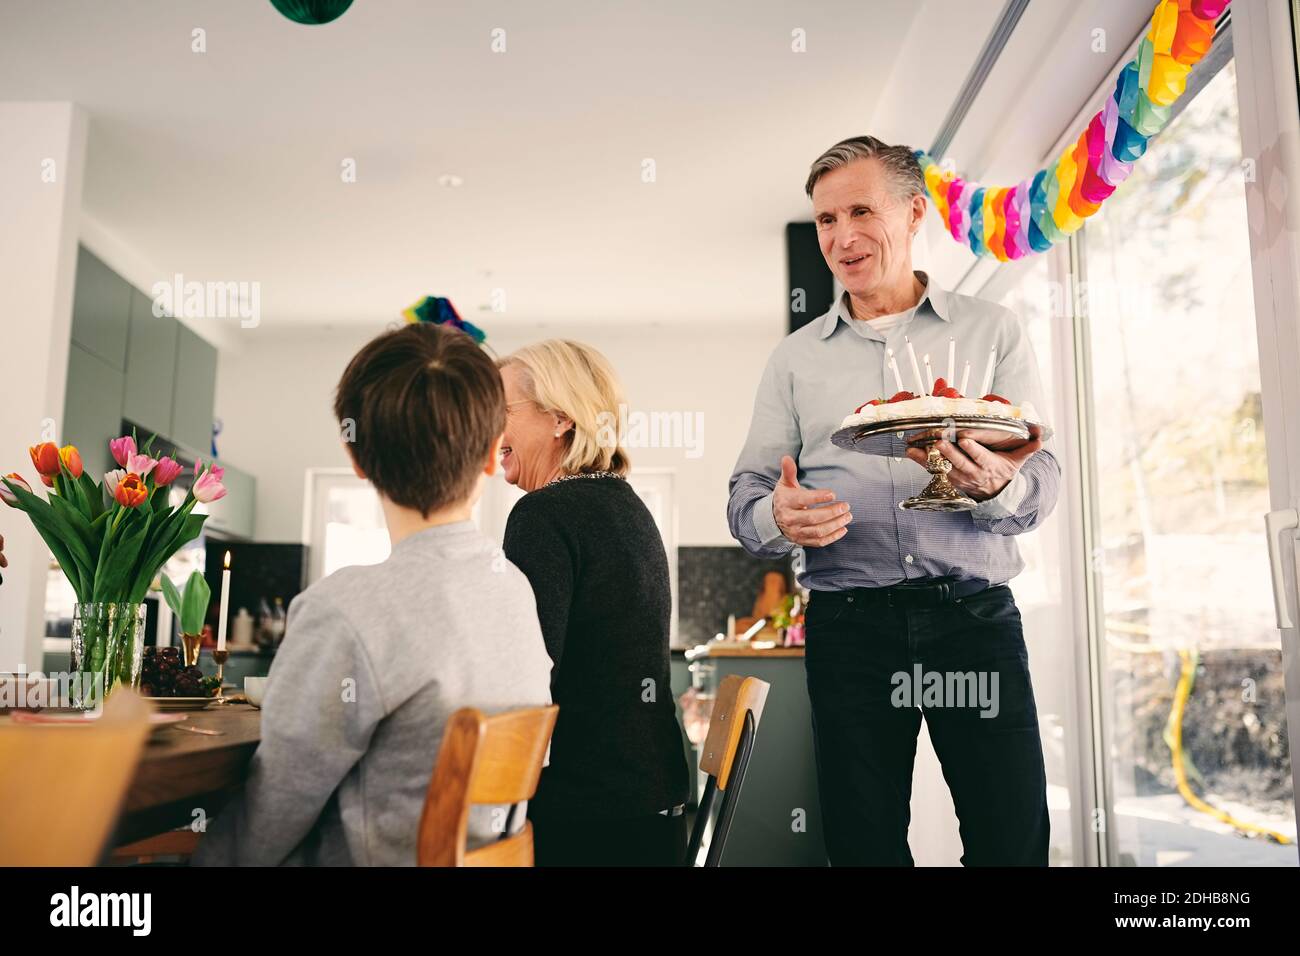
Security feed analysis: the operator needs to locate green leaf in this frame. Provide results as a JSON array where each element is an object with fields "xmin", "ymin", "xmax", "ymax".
[
  {"xmin": 161, "ymin": 574, "xmax": 183, "ymax": 619},
  {"xmin": 180, "ymin": 570, "xmax": 211, "ymax": 634},
  {"xmin": 99, "ymin": 512, "xmax": 150, "ymax": 603},
  {"xmin": 47, "ymin": 494, "xmax": 97, "ymax": 590},
  {"xmin": 140, "ymin": 512, "xmax": 208, "ymax": 599},
  {"xmin": 3, "ymin": 476, "xmax": 91, "ymax": 600},
  {"xmin": 78, "ymin": 471, "xmax": 105, "ymax": 521}
]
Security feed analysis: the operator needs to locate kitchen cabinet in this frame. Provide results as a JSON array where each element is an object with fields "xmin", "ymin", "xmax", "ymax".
[
  {"xmin": 63, "ymin": 342, "xmax": 125, "ymax": 481},
  {"xmin": 70, "ymin": 246, "xmax": 131, "ymax": 371},
  {"xmin": 170, "ymin": 324, "xmax": 217, "ymax": 458},
  {"xmin": 204, "ymin": 460, "xmax": 256, "ymax": 540},
  {"xmin": 122, "ymin": 288, "xmax": 179, "ymax": 441}
]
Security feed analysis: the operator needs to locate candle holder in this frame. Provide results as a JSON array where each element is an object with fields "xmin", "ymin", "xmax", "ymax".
[
  {"xmin": 831, "ymin": 415, "xmax": 1052, "ymax": 512},
  {"xmin": 211, "ymin": 647, "xmax": 230, "ymax": 705},
  {"xmin": 179, "ymin": 632, "xmax": 203, "ymax": 668}
]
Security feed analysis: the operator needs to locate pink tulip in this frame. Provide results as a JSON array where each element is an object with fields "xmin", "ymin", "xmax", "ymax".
[
  {"xmin": 109, "ymin": 436, "xmax": 136, "ymax": 468},
  {"xmin": 104, "ymin": 468, "xmax": 127, "ymax": 490},
  {"xmin": 192, "ymin": 463, "xmax": 227, "ymax": 504},
  {"xmin": 194, "ymin": 459, "xmax": 226, "ymax": 482},
  {"xmin": 126, "ymin": 453, "xmax": 157, "ymax": 478},
  {"xmin": 153, "ymin": 457, "xmax": 183, "ymax": 486}
]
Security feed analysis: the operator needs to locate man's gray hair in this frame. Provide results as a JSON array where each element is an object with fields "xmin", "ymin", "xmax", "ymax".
[{"xmin": 805, "ymin": 135, "xmax": 925, "ymax": 199}]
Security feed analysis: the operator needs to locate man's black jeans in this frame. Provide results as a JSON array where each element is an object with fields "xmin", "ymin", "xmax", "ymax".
[{"xmin": 804, "ymin": 582, "xmax": 1049, "ymax": 866}]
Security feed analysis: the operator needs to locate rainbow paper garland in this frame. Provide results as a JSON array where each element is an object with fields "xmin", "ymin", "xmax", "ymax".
[{"xmin": 916, "ymin": 0, "xmax": 1229, "ymax": 260}]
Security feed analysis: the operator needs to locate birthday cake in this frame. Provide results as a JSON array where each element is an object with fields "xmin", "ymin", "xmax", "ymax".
[
  {"xmin": 840, "ymin": 379, "xmax": 1040, "ymax": 430},
  {"xmin": 838, "ymin": 339, "xmax": 1041, "ymax": 431}
]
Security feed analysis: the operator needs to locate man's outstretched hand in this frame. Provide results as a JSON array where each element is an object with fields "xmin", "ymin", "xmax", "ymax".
[{"xmin": 773, "ymin": 456, "xmax": 851, "ymax": 547}]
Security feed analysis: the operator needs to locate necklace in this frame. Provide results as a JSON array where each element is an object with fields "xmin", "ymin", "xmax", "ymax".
[{"xmin": 545, "ymin": 470, "xmax": 624, "ymax": 487}]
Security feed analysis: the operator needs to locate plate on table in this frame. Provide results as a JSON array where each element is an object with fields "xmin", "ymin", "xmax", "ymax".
[
  {"xmin": 10, "ymin": 710, "xmax": 187, "ymax": 732},
  {"xmin": 144, "ymin": 696, "xmax": 218, "ymax": 712}
]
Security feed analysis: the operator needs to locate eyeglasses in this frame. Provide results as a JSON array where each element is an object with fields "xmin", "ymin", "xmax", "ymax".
[{"xmin": 505, "ymin": 400, "xmax": 540, "ymax": 416}]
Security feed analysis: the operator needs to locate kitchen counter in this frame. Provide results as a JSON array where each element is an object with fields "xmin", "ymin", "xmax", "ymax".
[{"xmin": 685, "ymin": 641, "xmax": 804, "ymax": 659}]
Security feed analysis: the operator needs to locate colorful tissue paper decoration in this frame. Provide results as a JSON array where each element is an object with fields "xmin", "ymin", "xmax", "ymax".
[
  {"xmin": 402, "ymin": 296, "xmax": 487, "ymax": 344},
  {"xmin": 916, "ymin": 0, "xmax": 1229, "ymax": 259}
]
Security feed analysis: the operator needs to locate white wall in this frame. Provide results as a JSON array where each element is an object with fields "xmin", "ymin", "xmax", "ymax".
[
  {"xmin": 214, "ymin": 321, "xmax": 785, "ymax": 546},
  {"xmin": 0, "ymin": 102, "xmax": 86, "ymax": 671}
]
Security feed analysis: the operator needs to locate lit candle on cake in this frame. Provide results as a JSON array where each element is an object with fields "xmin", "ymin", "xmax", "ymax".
[
  {"xmin": 947, "ymin": 337, "xmax": 955, "ymax": 384},
  {"xmin": 904, "ymin": 337, "xmax": 924, "ymax": 394},
  {"xmin": 886, "ymin": 349, "xmax": 905, "ymax": 392},
  {"xmin": 978, "ymin": 345, "xmax": 998, "ymax": 397},
  {"xmin": 923, "ymin": 354, "xmax": 934, "ymax": 394},
  {"xmin": 959, "ymin": 360, "xmax": 972, "ymax": 396}
]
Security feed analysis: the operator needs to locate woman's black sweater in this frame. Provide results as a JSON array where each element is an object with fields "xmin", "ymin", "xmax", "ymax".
[{"xmin": 503, "ymin": 475, "xmax": 690, "ymax": 820}]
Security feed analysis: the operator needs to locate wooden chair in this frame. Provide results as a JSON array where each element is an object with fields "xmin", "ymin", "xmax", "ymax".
[
  {"xmin": 417, "ymin": 705, "xmax": 559, "ymax": 866},
  {"xmin": 0, "ymin": 690, "xmax": 152, "ymax": 866},
  {"xmin": 685, "ymin": 674, "xmax": 770, "ymax": 867}
]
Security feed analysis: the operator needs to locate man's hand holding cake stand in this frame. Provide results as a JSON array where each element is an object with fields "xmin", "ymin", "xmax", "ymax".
[
  {"xmin": 831, "ymin": 366, "xmax": 1054, "ymax": 511},
  {"xmin": 903, "ymin": 429, "xmax": 1042, "ymax": 503}
]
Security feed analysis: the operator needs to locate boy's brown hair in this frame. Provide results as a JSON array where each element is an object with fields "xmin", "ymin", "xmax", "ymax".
[{"xmin": 334, "ymin": 324, "xmax": 504, "ymax": 516}]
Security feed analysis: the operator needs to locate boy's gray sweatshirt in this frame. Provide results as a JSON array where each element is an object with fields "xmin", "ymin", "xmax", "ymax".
[{"xmin": 192, "ymin": 520, "xmax": 553, "ymax": 866}]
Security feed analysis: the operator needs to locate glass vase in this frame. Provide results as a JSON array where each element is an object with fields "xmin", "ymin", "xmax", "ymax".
[{"xmin": 70, "ymin": 602, "xmax": 146, "ymax": 709}]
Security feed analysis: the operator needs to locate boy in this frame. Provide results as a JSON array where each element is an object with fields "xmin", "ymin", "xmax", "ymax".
[{"xmin": 194, "ymin": 323, "xmax": 553, "ymax": 865}]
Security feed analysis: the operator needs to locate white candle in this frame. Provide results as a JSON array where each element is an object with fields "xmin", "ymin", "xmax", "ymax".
[
  {"xmin": 959, "ymin": 360, "xmax": 971, "ymax": 396},
  {"xmin": 886, "ymin": 349, "xmax": 904, "ymax": 392},
  {"xmin": 904, "ymin": 336, "xmax": 924, "ymax": 394},
  {"xmin": 217, "ymin": 550, "xmax": 231, "ymax": 651},
  {"xmin": 979, "ymin": 346, "xmax": 998, "ymax": 397},
  {"xmin": 947, "ymin": 337, "xmax": 955, "ymax": 384},
  {"xmin": 923, "ymin": 354, "xmax": 934, "ymax": 394}
]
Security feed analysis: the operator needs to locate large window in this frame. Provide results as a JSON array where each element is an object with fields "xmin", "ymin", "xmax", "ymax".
[
  {"xmin": 1081, "ymin": 58, "xmax": 1296, "ymax": 864},
  {"xmin": 989, "ymin": 255, "xmax": 1082, "ymax": 866}
]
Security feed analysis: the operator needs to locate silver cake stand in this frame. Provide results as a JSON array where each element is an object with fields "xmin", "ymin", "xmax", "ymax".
[{"xmin": 830, "ymin": 415, "xmax": 1054, "ymax": 512}]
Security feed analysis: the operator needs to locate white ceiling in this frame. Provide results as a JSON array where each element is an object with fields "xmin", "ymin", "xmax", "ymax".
[{"xmin": 0, "ymin": 0, "xmax": 976, "ymax": 333}]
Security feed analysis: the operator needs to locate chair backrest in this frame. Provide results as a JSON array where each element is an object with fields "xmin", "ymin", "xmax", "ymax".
[
  {"xmin": 698, "ymin": 674, "xmax": 769, "ymax": 789},
  {"xmin": 0, "ymin": 689, "xmax": 153, "ymax": 866},
  {"xmin": 417, "ymin": 705, "xmax": 558, "ymax": 867},
  {"xmin": 688, "ymin": 674, "xmax": 770, "ymax": 866}
]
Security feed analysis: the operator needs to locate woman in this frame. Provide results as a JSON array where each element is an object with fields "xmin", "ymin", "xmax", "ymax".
[{"xmin": 498, "ymin": 340, "xmax": 690, "ymax": 866}]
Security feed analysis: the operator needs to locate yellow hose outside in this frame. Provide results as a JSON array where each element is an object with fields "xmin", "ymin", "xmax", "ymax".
[{"xmin": 1103, "ymin": 619, "xmax": 1292, "ymax": 845}]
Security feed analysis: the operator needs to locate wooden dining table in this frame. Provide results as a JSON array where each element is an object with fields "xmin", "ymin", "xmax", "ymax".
[{"xmin": 112, "ymin": 702, "xmax": 261, "ymax": 846}]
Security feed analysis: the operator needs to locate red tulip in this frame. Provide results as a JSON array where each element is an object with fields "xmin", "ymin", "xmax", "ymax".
[
  {"xmin": 0, "ymin": 473, "xmax": 31, "ymax": 507},
  {"xmin": 59, "ymin": 445, "xmax": 83, "ymax": 479},
  {"xmin": 113, "ymin": 473, "xmax": 148, "ymax": 508},
  {"xmin": 40, "ymin": 473, "xmax": 55, "ymax": 488},
  {"xmin": 29, "ymin": 442, "xmax": 60, "ymax": 477}
]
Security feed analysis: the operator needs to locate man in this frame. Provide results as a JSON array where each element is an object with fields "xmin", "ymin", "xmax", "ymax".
[
  {"xmin": 194, "ymin": 323, "xmax": 553, "ymax": 865},
  {"xmin": 728, "ymin": 135, "xmax": 1060, "ymax": 866}
]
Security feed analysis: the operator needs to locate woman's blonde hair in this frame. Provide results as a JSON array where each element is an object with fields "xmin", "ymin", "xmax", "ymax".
[{"xmin": 497, "ymin": 339, "xmax": 630, "ymax": 476}]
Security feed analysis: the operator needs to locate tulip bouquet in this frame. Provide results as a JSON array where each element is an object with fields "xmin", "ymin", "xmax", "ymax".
[{"xmin": 1, "ymin": 434, "xmax": 228, "ymax": 703}]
